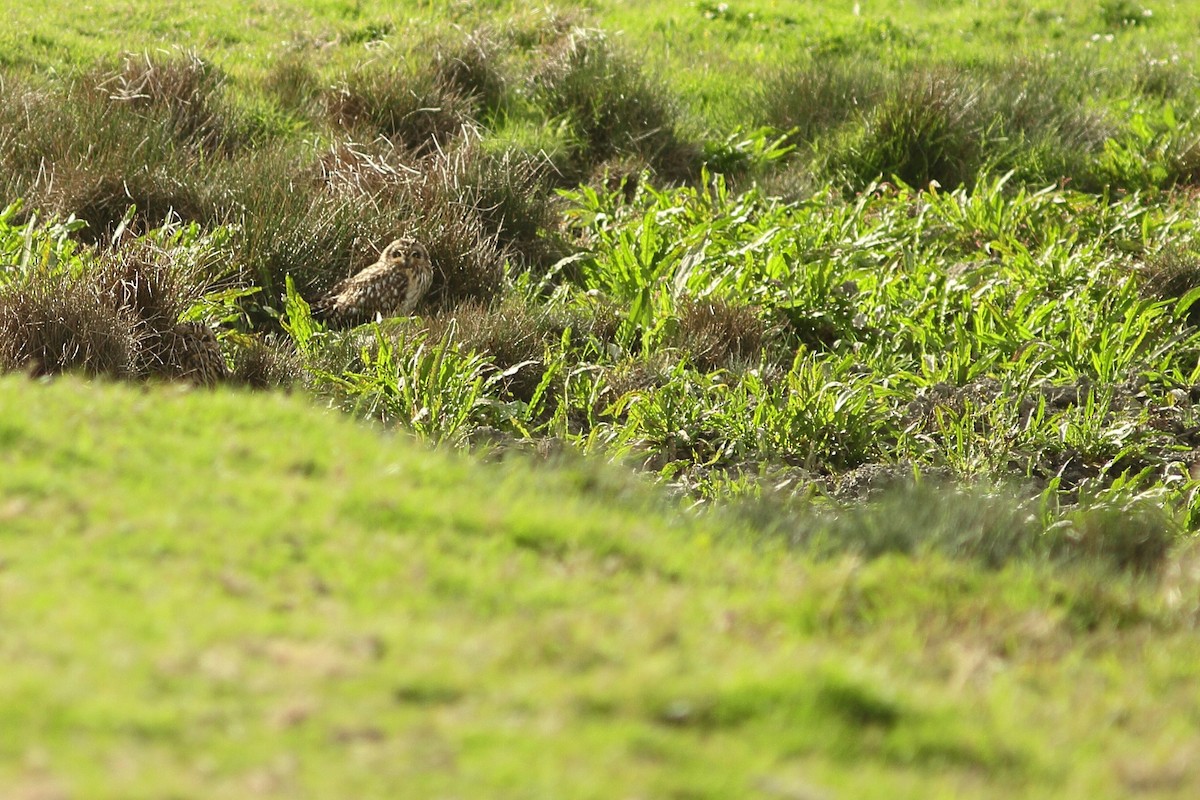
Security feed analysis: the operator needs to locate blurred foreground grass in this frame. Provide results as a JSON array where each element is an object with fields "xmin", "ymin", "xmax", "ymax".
[{"xmin": 1, "ymin": 376, "xmax": 1198, "ymax": 798}]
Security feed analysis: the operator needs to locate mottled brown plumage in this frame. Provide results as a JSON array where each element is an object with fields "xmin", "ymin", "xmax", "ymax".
[{"xmin": 312, "ymin": 238, "xmax": 434, "ymax": 328}]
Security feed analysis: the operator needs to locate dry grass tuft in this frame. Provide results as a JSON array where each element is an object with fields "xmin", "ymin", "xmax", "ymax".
[
  {"xmin": 849, "ymin": 66, "xmax": 989, "ymax": 189},
  {"xmin": 1140, "ymin": 245, "xmax": 1200, "ymax": 324},
  {"xmin": 530, "ymin": 28, "xmax": 698, "ymax": 180},
  {"xmin": 0, "ymin": 237, "xmax": 226, "ymax": 384},
  {"xmin": 264, "ymin": 51, "xmax": 323, "ymax": 115},
  {"xmin": 96, "ymin": 50, "xmax": 233, "ymax": 150},
  {"xmin": 671, "ymin": 298, "xmax": 770, "ymax": 372},
  {"xmin": 758, "ymin": 58, "xmax": 885, "ymax": 146},
  {"xmin": 324, "ymin": 62, "xmax": 477, "ymax": 154},
  {"xmin": 421, "ymin": 295, "xmax": 546, "ymax": 401},
  {"xmin": 0, "ymin": 56, "xmax": 232, "ymax": 241},
  {"xmin": 56, "ymin": 171, "xmax": 209, "ymax": 244},
  {"xmin": 228, "ymin": 334, "xmax": 302, "ymax": 389},
  {"xmin": 0, "ymin": 273, "xmax": 140, "ymax": 378},
  {"xmin": 432, "ymin": 28, "xmax": 509, "ymax": 118},
  {"xmin": 96, "ymin": 238, "xmax": 205, "ymax": 328}
]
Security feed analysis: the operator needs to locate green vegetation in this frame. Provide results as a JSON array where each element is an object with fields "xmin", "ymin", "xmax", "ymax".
[
  {"xmin": 2, "ymin": 377, "xmax": 1199, "ymax": 798},
  {"xmin": 3, "ymin": 0, "xmax": 1200, "ymax": 795}
]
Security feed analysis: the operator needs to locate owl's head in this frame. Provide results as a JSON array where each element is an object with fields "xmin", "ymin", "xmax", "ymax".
[{"xmin": 380, "ymin": 238, "xmax": 431, "ymax": 270}]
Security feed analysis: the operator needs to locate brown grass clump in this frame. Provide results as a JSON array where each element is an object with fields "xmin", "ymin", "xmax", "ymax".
[
  {"xmin": 432, "ymin": 28, "xmax": 509, "ymax": 119},
  {"xmin": 97, "ymin": 50, "xmax": 226, "ymax": 148},
  {"xmin": 57, "ymin": 171, "xmax": 210, "ymax": 245},
  {"xmin": 0, "ymin": 56, "xmax": 230, "ymax": 242},
  {"xmin": 989, "ymin": 55, "xmax": 1117, "ymax": 153},
  {"xmin": 671, "ymin": 297, "xmax": 770, "ymax": 372},
  {"xmin": 0, "ymin": 273, "xmax": 140, "ymax": 378},
  {"xmin": 540, "ymin": 295, "xmax": 623, "ymax": 348},
  {"xmin": 758, "ymin": 57, "xmax": 885, "ymax": 146},
  {"xmin": 324, "ymin": 61, "xmax": 477, "ymax": 154},
  {"xmin": 0, "ymin": 237, "xmax": 227, "ymax": 384},
  {"xmin": 215, "ymin": 145, "xmax": 375, "ymax": 302},
  {"xmin": 411, "ymin": 289, "xmax": 625, "ymax": 407},
  {"xmin": 444, "ymin": 143, "xmax": 560, "ymax": 269},
  {"xmin": 1139, "ymin": 245, "xmax": 1200, "ymax": 325},
  {"xmin": 504, "ymin": 8, "xmax": 584, "ymax": 50},
  {"xmin": 0, "ymin": 74, "xmax": 61, "ymax": 180},
  {"xmin": 849, "ymin": 66, "xmax": 989, "ymax": 190},
  {"xmin": 96, "ymin": 239, "xmax": 204, "ymax": 327},
  {"xmin": 1166, "ymin": 134, "xmax": 1200, "ymax": 186},
  {"xmin": 264, "ymin": 51, "xmax": 323, "ymax": 116},
  {"xmin": 95, "ymin": 238, "xmax": 228, "ymax": 382},
  {"xmin": 402, "ymin": 187, "xmax": 503, "ymax": 311},
  {"xmin": 530, "ymin": 28, "xmax": 698, "ymax": 180},
  {"xmin": 96, "ymin": 49, "xmax": 241, "ymax": 153},
  {"xmin": 586, "ymin": 155, "xmax": 649, "ymax": 204},
  {"xmin": 228, "ymin": 335, "xmax": 302, "ymax": 389},
  {"xmin": 421, "ymin": 295, "xmax": 547, "ymax": 402},
  {"xmin": 315, "ymin": 137, "xmax": 420, "ymax": 197}
]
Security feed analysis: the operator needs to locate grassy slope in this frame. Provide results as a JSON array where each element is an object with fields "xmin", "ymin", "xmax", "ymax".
[
  {"xmin": 3, "ymin": 2, "xmax": 1200, "ymax": 797},
  {"xmin": 5, "ymin": 1, "xmax": 1191, "ymax": 93},
  {"xmin": 1, "ymin": 376, "xmax": 1199, "ymax": 798}
]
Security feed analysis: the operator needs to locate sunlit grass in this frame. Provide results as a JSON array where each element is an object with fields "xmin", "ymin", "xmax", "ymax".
[
  {"xmin": 3, "ymin": 3, "xmax": 1200, "ymax": 795},
  {"xmin": 1, "ymin": 376, "xmax": 1198, "ymax": 798}
]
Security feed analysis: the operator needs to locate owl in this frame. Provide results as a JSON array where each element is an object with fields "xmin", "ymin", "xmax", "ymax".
[{"xmin": 312, "ymin": 238, "xmax": 434, "ymax": 328}]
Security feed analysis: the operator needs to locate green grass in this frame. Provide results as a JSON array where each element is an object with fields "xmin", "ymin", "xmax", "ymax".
[
  {"xmin": 1, "ymin": 375, "xmax": 1199, "ymax": 798},
  {"xmin": 3, "ymin": 1, "xmax": 1191, "ymax": 90},
  {"xmin": 4, "ymin": 3, "xmax": 1200, "ymax": 794},
  {"xmin": 3, "ymin": 1, "xmax": 1199, "ymax": 504}
]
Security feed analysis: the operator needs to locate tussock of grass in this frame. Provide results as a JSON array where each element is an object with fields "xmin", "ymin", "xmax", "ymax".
[
  {"xmin": 1139, "ymin": 244, "xmax": 1200, "ymax": 323},
  {"xmin": 988, "ymin": 55, "xmax": 1117, "ymax": 150},
  {"xmin": 670, "ymin": 297, "xmax": 770, "ymax": 373},
  {"xmin": 432, "ymin": 28, "xmax": 510, "ymax": 119},
  {"xmin": 94, "ymin": 49, "xmax": 245, "ymax": 154},
  {"xmin": 263, "ymin": 50, "xmax": 322, "ymax": 115},
  {"xmin": 445, "ymin": 143, "xmax": 560, "ymax": 269},
  {"xmin": 324, "ymin": 60, "xmax": 478, "ymax": 155},
  {"xmin": 227, "ymin": 333, "xmax": 301, "ymax": 389},
  {"xmin": 530, "ymin": 28, "xmax": 699, "ymax": 180},
  {"xmin": 420, "ymin": 295, "xmax": 550, "ymax": 403},
  {"xmin": 503, "ymin": 7, "xmax": 585, "ymax": 50},
  {"xmin": 758, "ymin": 57, "xmax": 885, "ymax": 146},
  {"xmin": 95, "ymin": 235, "xmax": 226, "ymax": 377},
  {"xmin": 0, "ymin": 271, "xmax": 141, "ymax": 378},
  {"xmin": 846, "ymin": 66, "xmax": 989, "ymax": 189},
  {"xmin": 220, "ymin": 145, "xmax": 378, "ymax": 301},
  {"xmin": 759, "ymin": 55, "xmax": 1130, "ymax": 191},
  {"xmin": 397, "ymin": 154, "xmax": 506, "ymax": 308},
  {"xmin": 60, "ymin": 171, "xmax": 210, "ymax": 245},
  {"xmin": 0, "ymin": 213, "xmax": 228, "ymax": 382},
  {"xmin": 0, "ymin": 54, "xmax": 242, "ymax": 239}
]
